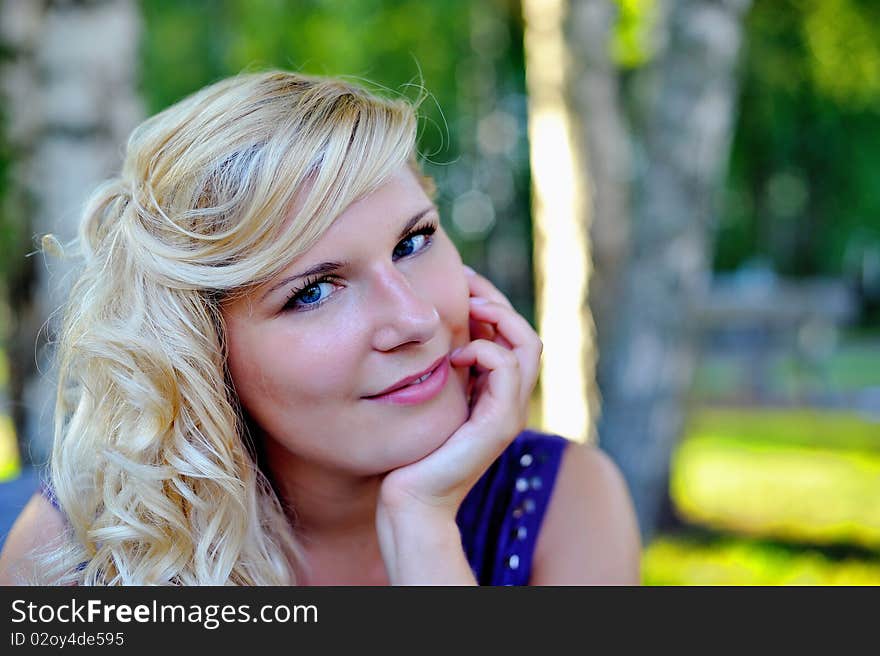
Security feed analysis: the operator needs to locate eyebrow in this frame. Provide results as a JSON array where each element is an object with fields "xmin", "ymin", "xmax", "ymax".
[{"xmin": 261, "ymin": 205, "xmax": 437, "ymax": 302}]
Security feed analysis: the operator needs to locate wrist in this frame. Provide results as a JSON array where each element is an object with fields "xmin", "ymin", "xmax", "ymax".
[
  {"xmin": 375, "ymin": 496, "xmax": 461, "ymax": 554},
  {"xmin": 377, "ymin": 472, "xmax": 463, "ymax": 522},
  {"xmin": 375, "ymin": 500, "xmax": 475, "ymax": 585}
]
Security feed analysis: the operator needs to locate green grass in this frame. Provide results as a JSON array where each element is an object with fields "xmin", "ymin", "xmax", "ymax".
[
  {"xmin": 691, "ymin": 340, "xmax": 880, "ymax": 399},
  {"xmin": 672, "ymin": 435, "xmax": 880, "ymax": 549},
  {"xmin": 685, "ymin": 407, "xmax": 880, "ymax": 453},
  {"xmin": 0, "ymin": 414, "xmax": 20, "ymax": 482},
  {"xmin": 0, "ymin": 347, "xmax": 20, "ymax": 481},
  {"xmin": 643, "ymin": 533, "xmax": 880, "ymax": 585},
  {"xmin": 670, "ymin": 407, "xmax": 880, "ymax": 551},
  {"xmin": 784, "ymin": 348, "xmax": 880, "ymax": 391},
  {"xmin": 651, "ymin": 404, "xmax": 880, "ymax": 583}
]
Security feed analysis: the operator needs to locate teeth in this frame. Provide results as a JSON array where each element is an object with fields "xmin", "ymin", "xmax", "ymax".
[
  {"xmin": 380, "ymin": 368, "xmax": 434, "ymax": 395},
  {"xmin": 407, "ymin": 371, "xmax": 432, "ymax": 387}
]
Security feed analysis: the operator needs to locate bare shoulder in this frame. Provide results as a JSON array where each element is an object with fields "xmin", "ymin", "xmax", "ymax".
[
  {"xmin": 530, "ymin": 441, "xmax": 642, "ymax": 585},
  {"xmin": 0, "ymin": 493, "xmax": 67, "ymax": 585}
]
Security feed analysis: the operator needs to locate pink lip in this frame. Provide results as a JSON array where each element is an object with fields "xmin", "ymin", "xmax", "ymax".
[{"xmin": 363, "ymin": 356, "xmax": 450, "ymax": 405}]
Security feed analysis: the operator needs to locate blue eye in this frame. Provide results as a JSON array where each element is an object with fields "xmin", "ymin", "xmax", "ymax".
[
  {"xmin": 394, "ymin": 234, "xmax": 427, "ymax": 259},
  {"xmin": 282, "ymin": 222, "xmax": 437, "ymax": 314},
  {"xmin": 285, "ymin": 279, "xmax": 336, "ymax": 311},
  {"xmin": 393, "ymin": 224, "xmax": 435, "ymax": 260}
]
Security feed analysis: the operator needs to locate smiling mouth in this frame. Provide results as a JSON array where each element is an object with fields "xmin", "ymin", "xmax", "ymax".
[
  {"xmin": 409, "ymin": 370, "xmax": 434, "ymax": 386},
  {"xmin": 362, "ymin": 356, "xmax": 450, "ymax": 404}
]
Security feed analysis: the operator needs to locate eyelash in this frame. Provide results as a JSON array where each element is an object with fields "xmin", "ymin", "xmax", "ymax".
[{"xmin": 281, "ymin": 220, "xmax": 438, "ymax": 313}]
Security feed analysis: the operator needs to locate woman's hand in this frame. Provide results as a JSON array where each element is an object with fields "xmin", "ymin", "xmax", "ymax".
[{"xmin": 375, "ymin": 267, "xmax": 543, "ymax": 584}]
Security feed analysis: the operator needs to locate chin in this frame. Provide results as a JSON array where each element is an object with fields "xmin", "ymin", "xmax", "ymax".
[{"xmin": 381, "ymin": 385, "xmax": 470, "ymax": 470}]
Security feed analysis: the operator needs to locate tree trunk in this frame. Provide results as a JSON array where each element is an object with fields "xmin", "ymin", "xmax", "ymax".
[
  {"xmin": 596, "ymin": 0, "xmax": 752, "ymax": 540},
  {"xmin": 565, "ymin": 0, "xmax": 632, "ymax": 403},
  {"xmin": 523, "ymin": 0, "xmax": 597, "ymax": 443},
  {"xmin": 563, "ymin": 0, "xmax": 652, "ymax": 469},
  {"xmin": 1, "ymin": 0, "xmax": 142, "ymax": 464}
]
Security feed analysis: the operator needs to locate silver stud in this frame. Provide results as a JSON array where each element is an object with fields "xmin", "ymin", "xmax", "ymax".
[
  {"xmin": 508, "ymin": 554, "xmax": 520, "ymax": 570},
  {"xmin": 515, "ymin": 477, "xmax": 529, "ymax": 492},
  {"xmin": 516, "ymin": 526, "xmax": 528, "ymax": 541},
  {"xmin": 519, "ymin": 453, "xmax": 533, "ymax": 467},
  {"xmin": 523, "ymin": 498, "xmax": 536, "ymax": 513},
  {"xmin": 530, "ymin": 476, "xmax": 543, "ymax": 490}
]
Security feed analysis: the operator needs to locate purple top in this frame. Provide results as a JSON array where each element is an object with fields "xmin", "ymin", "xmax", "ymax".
[
  {"xmin": 40, "ymin": 429, "xmax": 568, "ymax": 586},
  {"xmin": 455, "ymin": 429, "xmax": 567, "ymax": 585}
]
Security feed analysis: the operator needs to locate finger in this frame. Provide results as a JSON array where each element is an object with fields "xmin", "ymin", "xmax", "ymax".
[
  {"xmin": 469, "ymin": 298, "xmax": 539, "ymax": 352},
  {"xmin": 449, "ymin": 339, "xmax": 521, "ymax": 442},
  {"xmin": 469, "ymin": 316, "xmax": 497, "ymax": 343},
  {"xmin": 463, "ymin": 267, "xmax": 514, "ymax": 309},
  {"xmin": 451, "ymin": 337, "xmax": 519, "ymax": 378},
  {"xmin": 468, "ymin": 299, "xmax": 542, "ymax": 399}
]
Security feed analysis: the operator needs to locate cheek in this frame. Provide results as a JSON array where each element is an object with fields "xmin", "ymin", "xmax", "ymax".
[
  {"xmin": 427, "ymin": 239, "xmax": 470, "ymax": 345},
  {"xmin": 440, "ymin": 279, "xmax": 470, "ymax": 347},
  {"xmin": 224, "ymin": 314, "xmax": 358, "ymax": 416},
  {"xmin": 424, "ymin": 250, "xmax": 471, "ymax": 394}
]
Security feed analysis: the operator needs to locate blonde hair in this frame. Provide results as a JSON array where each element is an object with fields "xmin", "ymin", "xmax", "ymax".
[{"xmin": 36, "ymin": 70, "xmax": 421, "ymax": 584}]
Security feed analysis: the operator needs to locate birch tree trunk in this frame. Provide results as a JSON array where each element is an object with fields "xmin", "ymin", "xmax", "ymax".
[
  {"xmin": 595, "ymin": 0, "xmax": 752, "ymax": 539},
  {"xmin": 565, "ymin": 0, "xmax": 631, "ymax": 392},
  {"xmin": 0, "ymin": 0, "xmax": 142, "ymax": 464}
]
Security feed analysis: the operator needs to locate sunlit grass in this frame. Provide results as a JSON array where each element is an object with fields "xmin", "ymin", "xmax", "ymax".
[
  {"xmin": 651, "ymin": 405, "xmax": 880, "ymax": 583},
  {"xmin": 643, "ymin": 533, "xmax": 880, "ymax": 585},
  {"xmin": 0, "ymin": 346, "xmax": 21, "ymax": 481},
  {"xmin": 670, "ymin": 407, "xmax": 880, "ymax": 552},
  {"xmin": 0, "ymin": 414, "xmax": 20, "ymax": 482},
  {"xmin": 672, "ymin": 436, "xmax": 880, "ymax": 548}
]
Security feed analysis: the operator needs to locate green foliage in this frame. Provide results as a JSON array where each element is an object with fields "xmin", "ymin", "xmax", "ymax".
[
  {"xmin": 138, "ymin": 0, "xmax": 536, "ymax": 319},
  {"xmin": 0, "ymin": 67, "xmax": 25, "ymax": 284},
  {"xmin": 611, "ymin": 0, "xmax": 659, "ymax": 68},
  {"xmin": 716, "ymin": 0, "xmax": 880, "ymax": 287},
  {"xmin": 140, "ymin": 0, "xmax": 472, "ymax": 167},
  {"xmin": 803, "ymin": 0, "xmax": 880, "ymax": 108}
]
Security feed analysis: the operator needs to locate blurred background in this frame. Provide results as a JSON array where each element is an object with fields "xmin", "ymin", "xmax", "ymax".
[{"xmin": 1, "ymin": 0, "xmax": 878, "ymax": 584}]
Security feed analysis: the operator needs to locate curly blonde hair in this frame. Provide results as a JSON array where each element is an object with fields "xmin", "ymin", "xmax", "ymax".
[{"xmin": 35, "ymin": 70, "xmax": 421, "ymax": 584}]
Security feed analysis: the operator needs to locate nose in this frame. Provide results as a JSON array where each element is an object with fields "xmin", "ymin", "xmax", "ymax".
[{"xmin": 368, "ymin": 264, "xmax": 440, "ymax": 352}]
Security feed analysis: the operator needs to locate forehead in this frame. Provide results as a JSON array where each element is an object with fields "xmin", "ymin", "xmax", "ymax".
[
  {"xmin": 231, "ymin": 166, "xmax": 433, "ymax": 303},
  {"xmin": 221, "ymin": 166, "xmax": 438, "ymax": 316},
  {"xmin": 294, "ymin": 167, "xmax": 431, "ymax": 256}
]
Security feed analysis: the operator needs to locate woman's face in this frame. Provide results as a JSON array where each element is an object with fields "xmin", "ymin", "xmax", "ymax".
[{"xmin": 222, "ymin": 166, "xmax": 471, "ymax": 476}]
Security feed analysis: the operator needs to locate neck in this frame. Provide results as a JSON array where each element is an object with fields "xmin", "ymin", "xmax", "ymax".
[
  {"xmin": 262, "ymin": 438, "xmax": 391, "ymax": 585},
  {"xmin": 262, "ymin": 436, "xmax": 383, "ymax": 538}
]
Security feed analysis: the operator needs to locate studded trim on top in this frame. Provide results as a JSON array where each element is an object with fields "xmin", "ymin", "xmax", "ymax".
[{"xmin": 456, "ymin": 430, "xmax": 569, "ymax": 586}]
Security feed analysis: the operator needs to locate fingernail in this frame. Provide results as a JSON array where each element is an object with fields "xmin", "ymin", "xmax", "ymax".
[
  {"xmin": 469, "ymin": 296, "xmax": 488, "ymax": 305},
  {"xmin": 463, "ymin": 265, "xmax": 476, "ymax": 276},
  {"xmin": 451, "ymin": 347, "xmax": 463, "ymax": 358}
]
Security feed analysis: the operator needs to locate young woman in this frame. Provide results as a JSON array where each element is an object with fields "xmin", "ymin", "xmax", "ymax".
[{"xmin": 0, "ymin": 71, "xmax": 640, "ymax": 585}]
